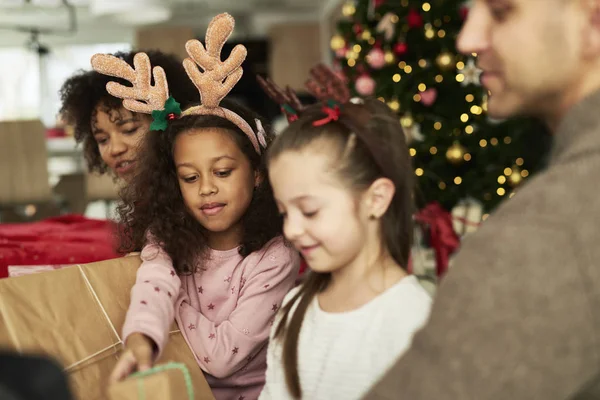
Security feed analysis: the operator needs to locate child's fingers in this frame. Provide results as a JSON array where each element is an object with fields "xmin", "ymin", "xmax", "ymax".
[
  {"xmin": 109, "ymin": 351, "xmax": 137, "ymax": 383},
  {"xmin": 109, "ymin": 335, "xmax": 154, "ymax": 384},
  {"xmin": 132, "ymin": 342, "xmax": 154, "ymax": 372}
]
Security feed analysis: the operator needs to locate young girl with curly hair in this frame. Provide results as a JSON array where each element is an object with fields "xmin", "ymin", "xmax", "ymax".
[
  {"xmin": 92, "ymin": 14, "xmax": 299, "ymax": 400},
  {"xmin": 59, "ymin": 50, "xmax": 197, "ymax": 181}
]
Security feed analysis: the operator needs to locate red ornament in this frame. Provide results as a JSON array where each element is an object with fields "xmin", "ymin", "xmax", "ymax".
[
  {"xmin": 355, "ymin": 74, "xmax": 376, "ymax": 96},
  {"xmin": 367, "ymin": 47, "xmax": 386, "ymax": 69},
  {"xmin": 394, "ymin": 42, "xmax": 408, "ymax": 55},
  {"xmin": 167, "ymin": 113, "xmax": 177, "ymax": 120},
  {"xmin": 407, "ymin": 9, "xmax": 423, "ymax": 28},
  {"xmin": 419, "ymin": 88, "xmax": 438, "ymax": 107},
  {"xmin": 353, "ymin": 23, "xmax": 363, "ymax": 34},
  {"xmin": 374, "ymin": 0, "xmax": 385, "ymax": 7},
  {"xmin": 460, "ymin": 5, "xmax": 469, "ymax": 20}
]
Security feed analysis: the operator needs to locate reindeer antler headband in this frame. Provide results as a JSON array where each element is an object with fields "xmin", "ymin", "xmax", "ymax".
[
  {"xmin": 260, "ymin": 63, "xmax": 394, "ymax": 176},
  {"xmin": 256, "ymin": 75, "xmax": 306, "ymax": 123},
  {"xmin": 90, "ymin": 13, "xmax": 265, "ymax": 154},
  {"xmin": 257, "ymin": 64, "xmax": 352, "ymax": 124}
]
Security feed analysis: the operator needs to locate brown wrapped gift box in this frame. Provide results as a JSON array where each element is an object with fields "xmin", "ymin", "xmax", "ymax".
[
  {"xmin": 0, "ymin": 256, "xmax": 214, "ymax": 400},
  {"xmin": 107, "ymin": 362, "xmax": 196, "ymax": 400}
]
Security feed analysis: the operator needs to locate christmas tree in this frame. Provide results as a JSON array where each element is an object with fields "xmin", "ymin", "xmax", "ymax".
[{"xmin": 332, "ymin": 0, "xmax": 551, "ymax": 214}]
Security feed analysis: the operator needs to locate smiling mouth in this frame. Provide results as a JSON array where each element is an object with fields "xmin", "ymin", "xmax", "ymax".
[
  {"xmin": 115, "ymin": 160, "xmax": 135, "ymax": 173},
  {"xmin": 299, "ymin": 244, "xmax": 319, "ymax": 256},
  {"xmin": 200, "ymin": 203, "xmax": 226, "ymax": 216},
  {"xmin": 480, "ymin": 71, "xmax": 500, "ymax": 87}
]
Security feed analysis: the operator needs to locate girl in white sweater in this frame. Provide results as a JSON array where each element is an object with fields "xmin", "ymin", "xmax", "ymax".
[{"xmin": 259, "ymin": 66, "xmax": 432, "ymax": 400}]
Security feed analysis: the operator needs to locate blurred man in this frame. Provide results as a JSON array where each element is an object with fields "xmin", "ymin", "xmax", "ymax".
[{"xmin": 365, "ymin": 0, "xmax": 600, "ymax": 398}]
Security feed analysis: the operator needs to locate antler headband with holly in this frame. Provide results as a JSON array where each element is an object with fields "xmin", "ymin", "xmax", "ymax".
[
  {"xmin": 257, "ymin": 63, "xmax": 352, "ymax": 124},
  {"xmin": 90, "ymin": 13, "xmax": 266, "ymax": 154},
  {"xmin": 259, "ymin": 63, "xmax": 394, "ymax": 176},
  {"xmin": 256, "ymin": 75, "xmax": 306, "ymax": 123}
]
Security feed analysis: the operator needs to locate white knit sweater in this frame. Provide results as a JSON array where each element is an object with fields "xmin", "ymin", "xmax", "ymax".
[{"xmin": 259, "ymin": 275, "xmax": 432, "ymax": 400}]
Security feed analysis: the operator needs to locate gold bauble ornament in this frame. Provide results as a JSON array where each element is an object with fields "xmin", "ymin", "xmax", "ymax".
[
  {"xmin": 387, "ymin": 99, "xmax": 400, "ymax": 112},
  {"xmin": 361, "ymin": 30, "xmax": 372, "ymax": 41},
  {"xmin": 342, "ymin": 2, "xmax": 356, "ymax": 16},
  {"xmin": 384, "ymin": 50, "xmax": 395, "ymax": 64},
  {"xmin": 345, "ymin": 50, "xmax": 359, "ymax": 60},
  {"xmin": 509, "ymin": 167, "xmax": 523, "ymax": 186},
  {"xmin": 330, "ymin": 35, "xmax": 346, "ymax": 51},
  {"xmin": 436, "ymin": 52, "xmax": 455, "ymax": 70},
  {"xmin": 400, "ymin": 115, "xmax": 414, "ymax": 128},
  {"xmin": 446, "ymin": 142, "xmax": 467, "ymax": 165}
]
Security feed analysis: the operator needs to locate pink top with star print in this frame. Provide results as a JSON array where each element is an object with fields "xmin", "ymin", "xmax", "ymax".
[{"xmin": 122, "ymin": 236, "xmax": 300, "ymax": 400}]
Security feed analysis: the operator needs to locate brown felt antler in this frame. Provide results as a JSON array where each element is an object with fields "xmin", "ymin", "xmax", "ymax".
[
  {"xmin": 90, "ymin": 52, "xmax": 169, "ymax": 114},
  {"xmin": 305, "ymin": 63, "xmax": 350, "ymax": 104},
  {"xmin": 181, "ymin": 13, "xmax": 260, "ymax": 153},
  {"xmin": 183, "ymin": 14, "xmax": 245, "ymax": 109},
  {"xmin": 256, "ymin": 75, "xmax": 305, "ymax": 122},
  {"xmin": 91, "ymin": 13, "xmax": 264, "ymax": 154}
]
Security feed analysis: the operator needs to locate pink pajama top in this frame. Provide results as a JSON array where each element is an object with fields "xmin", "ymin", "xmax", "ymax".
[{"xmin": 122, "ymin": 236, "xmax": 300, "ymax": 400}]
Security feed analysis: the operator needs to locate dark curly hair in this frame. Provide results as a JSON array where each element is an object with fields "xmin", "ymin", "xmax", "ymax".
[
  {"xmin": 117, "ymin": 98, "xmax": 283, "ymax": 274},
  {"xmin": 59, "ymin": 50, "xmax": 199, "ymax": 174}
]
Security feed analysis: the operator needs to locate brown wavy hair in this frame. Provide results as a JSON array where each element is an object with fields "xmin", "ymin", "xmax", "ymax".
[
  {"xmin": 117, "ymin": 98, "xmax": 282, "ymax": 273},
  {"xmin": 267, "ymin": 98, "xmax": 415, "ymax": 398}
]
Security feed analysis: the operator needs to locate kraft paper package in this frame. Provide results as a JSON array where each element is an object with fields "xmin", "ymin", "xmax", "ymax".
[{"xmin": 0, "ymin": 256, "xmax": 214, "ymax": 400}]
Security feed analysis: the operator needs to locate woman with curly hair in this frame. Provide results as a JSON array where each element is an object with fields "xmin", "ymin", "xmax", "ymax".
[{"xmin": 59, "ymin": 50, "xmax": 198, "ymax": 181}]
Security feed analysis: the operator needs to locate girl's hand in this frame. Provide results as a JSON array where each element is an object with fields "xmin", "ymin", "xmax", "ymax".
[{"xmin": 109, "ymin": 333, "xmax": 156, "ymax": 383}]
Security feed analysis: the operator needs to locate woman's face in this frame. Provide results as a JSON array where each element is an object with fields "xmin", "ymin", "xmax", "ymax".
[{"xmin": 91, "ymin": 104, "xmax": 150, "ymax": 181}]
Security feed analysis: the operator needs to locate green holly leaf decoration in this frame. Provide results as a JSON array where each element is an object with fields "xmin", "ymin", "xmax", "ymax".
[{"xmin": 150, "ymin": 96, "xmax": 182, "ymax": 131}]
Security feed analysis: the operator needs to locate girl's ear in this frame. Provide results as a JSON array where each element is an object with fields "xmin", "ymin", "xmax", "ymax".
[{"xmin": 363, "ymin": 178, "xmax": 396, "ymax": 219}]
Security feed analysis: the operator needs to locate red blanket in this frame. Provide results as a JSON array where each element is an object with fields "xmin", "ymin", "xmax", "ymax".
[{"xmin": 0, "ymin": 215, "xmax": 121, "ymax": 279}]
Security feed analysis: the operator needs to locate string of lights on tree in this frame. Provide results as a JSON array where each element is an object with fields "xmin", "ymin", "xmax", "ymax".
[{"xmin": 331, "ymin": 0, "xmax": 550, "ymax": 213}]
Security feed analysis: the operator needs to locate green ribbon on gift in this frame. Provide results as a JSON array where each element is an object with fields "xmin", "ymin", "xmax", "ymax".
[
  {"xmin": 130, "ymin": 362, "xmax": 194, "ymax": 400},
  {"xmin": 150, "ymin": 97, "xmax": 182, "ymax": 131}
]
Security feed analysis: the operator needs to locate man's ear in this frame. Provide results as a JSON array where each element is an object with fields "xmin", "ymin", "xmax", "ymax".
[
  {"xmin": 581, "ymin": 0, "xmax": 600, "ymax": 58},
  {"xmin": 363, "ymin": 178, "xmax": 396, "ymax": 219}
]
